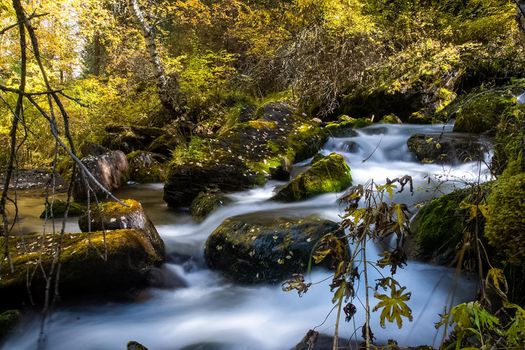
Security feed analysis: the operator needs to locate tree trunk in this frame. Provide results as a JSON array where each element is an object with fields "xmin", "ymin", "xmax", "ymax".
[
  {"xmin": 128, "ymin": 0, "xmax": 177, "ymax": 112},
  {"xmin": 516, "ymin": 0, "xmax": 525, "ymax": 39}
]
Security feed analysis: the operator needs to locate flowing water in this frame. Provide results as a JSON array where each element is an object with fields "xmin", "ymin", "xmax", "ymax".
[{"xmin": 3, "ymin": 124, "xmax": 492, "ymax": 350}]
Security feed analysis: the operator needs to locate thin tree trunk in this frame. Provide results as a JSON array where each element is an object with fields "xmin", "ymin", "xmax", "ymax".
[
  {"xmin": 128, "ymin": 0, "xmax": 174, "ymax": 111},
  {"xmin": 516, "ymin": 0, "xmax": 525, "ymax": 38}
]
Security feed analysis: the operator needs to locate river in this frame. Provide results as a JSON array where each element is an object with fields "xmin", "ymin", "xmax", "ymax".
[{"xmin": 3, "ymin": 123, "xmax": 492, "ymax": 350}]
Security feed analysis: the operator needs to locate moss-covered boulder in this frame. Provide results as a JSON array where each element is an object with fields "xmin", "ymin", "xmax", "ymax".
[
  {"xmin": 441, "ymin": 89, "xmax": 517, "ymax": 134},
  {"xmin": 204, "ymin": 214, "xmax": 340, "ymax": 283},
  {"xmin": 0, "ymin": 229, "xmax": 164, "ymax": 304},
  {"xmin": 73, "ymin": 150, "xmax": 129, "ymax": 202},
  {"xmin": 410, "ymin": 185, "xmax": 491, "ymax": 265},
  {"xmin": 40, "ymin": 199, "xmax": 86, "ymax": 219},
  {"xmin": 0, "ymin": 310, "xmax": 20, "ymax": 342},
  {"xmin": 164, "ymin": 102, "xmax": 327, "ymax": 207},
  {"xmin": 323, "ymin": 116, "xmax": 369, "ymax": 137},
  {"xmin": 78, "ymin": 199, "xmax": 164, "ymax": 259},
  {"xmin": 407, "ymin": 133, "xmax": 489, "ymax": 164},
  {"xmin": 190, "ymin": 191, "xmax": 232, "ymax": 221},
  {"xmin": 485, "ymin": 169, "xmax": 525, "ymax": 267},
  {"xmin": 273, "ymin": 153, "xmax": 352, "ymax": 202},
  {"xmin": 127, "ymin": 151, "xmax": 166, "ymax": 183}
]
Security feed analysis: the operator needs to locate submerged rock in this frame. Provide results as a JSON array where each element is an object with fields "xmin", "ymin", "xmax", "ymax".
[
  {"xmin": 273, "ymin": 153, "xmax": 352, "ymax": 202},
  {"xmin": 127, "ymin": 151, "xmax": 165, "ymax": 183},
  {"xmin": 73, "ymin": 150, "xmax": 129, "ymax": 202},
  {"xmin": 78, "ymin": 199, "xmax": 164, "ymax": 258},
  {"xmin": 164, "ymin": 102, "xmax": 326, "ymax": 207},
  {"xmin": 204, "ymin": 214, "xmax": 340, "ymax": 283},
  {"xmin": 0, "ymin": 229, "xmax": 164, "ymax": 303},
  {"xmin": 407, "ymin": 133, "xmax": 488, "ymax": 164},
  {"xmin": 190, "ymin": 191, "xmax": 232, "ymax": 221},
  {"xmin": 40, "ymin": 199, "xmax": 86, "ymax": 219}
]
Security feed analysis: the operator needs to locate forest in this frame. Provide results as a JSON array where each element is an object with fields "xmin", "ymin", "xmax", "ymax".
[{"xmin": 0, "ymin": 0, "xmax": 524, "ymax": 349}]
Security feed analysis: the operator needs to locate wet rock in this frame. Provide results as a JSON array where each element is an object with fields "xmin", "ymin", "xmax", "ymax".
[
  {"xmin": 147, "ymin": 265, "xmax": 187, "ymax": 289},
  {"xmin": 164, "ymin": 102, "xmax": 326, "ymax": 208},
  {"xmin": 360, "ymin": 126, "xmax": 388, "ymax": 135},
  {"xmin": 40, "ymin": 199, "xmax": 86, "ymax": 219},
  {"xmin": 0, "ymin": 229, "xmax": 164, "ymax": 303},
  {"xmin": 204, "ymin": 214, "xmax": 341, "ymax": 283},
  {"xmin": 324, "ymin": 120, "xmax": 361, "ymax": 137},
  {"xmin": 127, "ymin": 151, "xmax": 165, "ymax": 183},
  {"xmin": 380, "ymin": 114, "xmax": 403, "ymax": 124},
  {"xmin": 73, "ymin": 151, "xmax": 129, "ymax": 202},
  {"xmin": 190, "ymin": 190, "xmax": 232, "ymax": 221},
  {"xmin": 127, "ymin": 341, "xmax": 149, "ymax": 350},
  {"xmin": 0, "ymin": 310, "xmax": 20, "ymax": 342},
  {"xmin": 78, "ymin": 199, "xmax": 165, "ymax": 259},
  {"xmin": 342, "ymin": 141, "xmax": 359, "ymax": 153},
  {"xmin": 407, "ymin": 133, "xmax": 488, "ymax": 164},
  {"xmin": 273, "ymin": 153, "xmax": 352, "ymax": 202}
]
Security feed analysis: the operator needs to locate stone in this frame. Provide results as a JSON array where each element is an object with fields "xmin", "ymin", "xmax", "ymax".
[{"xmin": 190, "ymin": 191, "xmax": 232, "ymax": 221}]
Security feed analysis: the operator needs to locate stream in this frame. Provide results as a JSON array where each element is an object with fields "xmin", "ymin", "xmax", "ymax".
[{"xmin": 3, "ymin": 124, "xmax": 492, "ymax": 350}]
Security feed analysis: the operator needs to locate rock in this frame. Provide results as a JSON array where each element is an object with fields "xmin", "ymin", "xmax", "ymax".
[
  {"xmin": 409, "ymin": 185, "xmax": 491, "ymax": 265},
  {"xmin": 164, "ymin": 102, "xmax": 326, "ymax": 208},
  {"xmin": 102, "ymin": 125, "xmax": 165, "ymax": 154},
  {"xmin": 147, "ymin": 134, "xmax": 179, "ymax": 157},
  {"xmin": 127, "ymin": 341, "xmax": 149, "ymax": 350},
  {"xmin": 342, "ymin": 141, "xmax": 359, "ymax": 153},
  {"xmin": 127, "ymin": 151, "xmax": 165, "ymax": 183},
  {"xmin": 190, "ymin": 191, "xmax": 232, "ymax": 221},
  {"xmin": 0, "ymin": 169, "xmax": 66, "ymax": 191},
  {"xmin": 324, "ymin": 120, "xmax": 361, "ymax": 138},
  {"xmin": 292, "ymin": 330, "xmax": 350, "ymax": 350},
  {"xmin": 0, "ymin": 229, "xmax": 164, "ymax": 303},
  {"xmin": 204, "ymin": 214, "xmax": 341, "ymax": 283},
  {"xmin": 79, "ymin": 142, "xmax": 108, "ymax": 157},
  {"xmin": 0, "ymin": 310, "xmax": 20, "ymax": 342},
  {"xmin": 407, "ymin": 133, "xmax": 488, "ymax": 164},
  {"xmin": 360, "ymin": 126, "xmax": 388, "ymax": 135},
  {"xmin": 273, "ymin": 153, "xmax": 352, "ymax": 202},
  {"xmin": 446, "ymin": 90, "xmax": 516, "ymax": 134},
  {"xmin": 39, "ymin": 199, "xmax": 86, "ymax": 219},
  {"xmin": 73, "ymin": 151, "xmax": 129, "ymax": 202},
  {"xmin": 78, "ymin": 199, "xmax": 164, "ymax": 259},
  {"xmin": 380, "ymin": 114, "xmax": 403, "ymax": 124},
  {"xmin": 147, "ymin": 265, "xmax": 187, "ymax": 289},
  {"xmin": 485, "ymin": 166, "xmax": 525, "ymax": 267}
]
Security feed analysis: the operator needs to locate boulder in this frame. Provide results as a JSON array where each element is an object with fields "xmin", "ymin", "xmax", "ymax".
[
  {"xmin": 147, "ymin": 135, "xmax": 179, "ymax": 157},
  {"xmin": 40, "ymin": 199, "xmax": 86, "ymax": 219},
  {"xmin": 205, "ymin": 214, "xmax": 340, "ymax": 283},
  {"xmin": 273, "ymin": 153, "xmax": 352, "ymax": 202},
  {"xmin": 164, "ymin": 102, "xmax": 327, "ymax": 208},
  {"xmin": 73, "ymin": 151, "xmax": 129, "ymax": 202},
  {"xmin": 0, "ymin": 229, "xmax": 164, "ymax": 304},
  {"xmin": 78, "ymin": 199, "xmax": 164, "ymax": 259},
  {"xmin": 127, "ymin": 151, "xmax": 165, "ymax": 183},
  {"xmin": 407, "ymin": 133, "xmax": 488, "ymax": 164},
  {"xmin": 127, "ymin": 341, "xmax": 149, "ymax": 350},
  {"xmin": 409, "ymin": 185, "xmax": 491, "ymax": 265},
  {"xmin": 190, "ymin": 191, "xmax": 232, "ymax": 221}
]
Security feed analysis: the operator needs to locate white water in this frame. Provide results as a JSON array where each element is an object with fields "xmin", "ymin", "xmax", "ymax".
[{"xmin": 3, "ymin": 124, "xmax": 491, "ymax": 350}]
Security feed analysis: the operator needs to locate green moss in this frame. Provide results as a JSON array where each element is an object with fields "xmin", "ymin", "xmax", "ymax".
[
  {"xmin": 380, "ymin": 114, "xmax": 402, "ymax": 124},
  {"xmin": 247, "ymin": 120, "xmax": 277, "ymax": 129},
  {"xmin": 97, "ymin": 199, "xmax": 142, "ymax": 217},
  {"xmin": 273, "ymin": 153, "xmax": 352, "ymax": 202},
  {"xmin": 286, "ymin": 123, "xmax": 327, "ymax": 162},
  {"xmin": 485, "ymin": 171, "xmax": 525, "ymax": 266},
  {"xmin": 40, "ymin": 200, "xmax": 86, "ymax": 219}
]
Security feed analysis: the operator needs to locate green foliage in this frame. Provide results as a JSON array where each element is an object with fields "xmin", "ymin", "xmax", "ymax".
[{"xmin": 373, "ymin": 278, "xmax": 413, "ymax": 329}]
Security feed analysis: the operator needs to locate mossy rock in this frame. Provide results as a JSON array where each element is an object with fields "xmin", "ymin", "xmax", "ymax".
[
  {"xmin": 410, "ymin": 185, "xmax": 491, "ymax": 265},
  {"xmin": 485, "ymin": 168, "xmax": 525, "ymax": 267},
  {"xmin": 0, "ymin": 229, "xmax": 164, "ymax": 304},
  {"xmin": 102, "ymin": 124, "xmax": 165, "ymax": 154},
  {"xmin": 128, "ymin": 341, "xmax": 149, "ymax": 350},
  {"xmin": 407, "ymin": 133, "xmax": 488, "ymax": 164},
  {"xmin": 380, "ymin": 114, "xmax": 403, "ymax": 124},
  {"xmin": 323, "ymin": 117, "xmax": 369, "ymax": 137},
  {"xmin": 273, "ymin": 153, "xmax": 352, "ymax": 202},
  {"xmin": 127, "ymin": 151, "xmax": 166, "ymax": 183},
  {"xmin": 164, "ymin": 102, "xmax": 326, "ymax": 208},
  {"xmin": 0, "ymin": 310, "xmax": 20, "ymax": 342},
  {"xmin": 190, "ymin": 191, "xmax": 232, "ymax": 222},
  {"xmin": 148, "ymin": 134, "xmax": 179, "ymax": 157},
  {"xmin": 40, "ymin": 199, "xmax": 86, "ymax": 219},
  {"xmin": 204, "ymin": 214, "xmax": 341, "ymax": 283},
  {"xmin": 443, "ymin": 90, "xmax": 517, "ymax": 134},
  {"xmin": 78, "ymin": 199, "xmax": 165, "ymax": 259}
]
